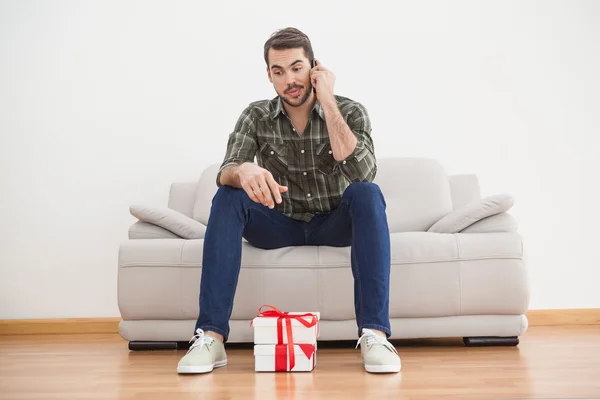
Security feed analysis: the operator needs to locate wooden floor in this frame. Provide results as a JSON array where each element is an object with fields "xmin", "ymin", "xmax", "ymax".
[{"xmin": 1, "ymin": 326, "xmax": 599, "ymax": 400}]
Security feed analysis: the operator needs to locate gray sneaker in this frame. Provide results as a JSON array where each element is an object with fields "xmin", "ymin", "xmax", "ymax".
[
  {"xmin": 356, "ymin": 328, "xmax": 401, "ymax": 373},
  {"xmin": 177, "ymin": 329, "xmax": 227, "ymax": 374}
]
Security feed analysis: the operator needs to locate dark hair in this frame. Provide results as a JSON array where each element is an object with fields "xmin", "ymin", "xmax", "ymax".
[{"xmin": 263, "ymin": 27, "xmax": 314, "ymax": 67}]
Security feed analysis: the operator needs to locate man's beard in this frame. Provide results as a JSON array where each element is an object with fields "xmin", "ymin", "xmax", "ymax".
[{"xmin": 280, "ymin": 82, "xmax": 313, "ymax": 107}]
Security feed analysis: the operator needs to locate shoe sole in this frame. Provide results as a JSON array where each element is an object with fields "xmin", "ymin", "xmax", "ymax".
[
  {"xmin": 365, "ymin": 364, "xmax": 401, "ymax": 373},
  {"xmin": 177, "ymin": 359, "xmax": 228, "ymax": 374}
]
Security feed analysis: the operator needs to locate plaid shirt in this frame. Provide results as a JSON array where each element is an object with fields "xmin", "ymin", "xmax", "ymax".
[{"xmin": 216, "ymin": 95, "xmax": 377, "ymax": 222}]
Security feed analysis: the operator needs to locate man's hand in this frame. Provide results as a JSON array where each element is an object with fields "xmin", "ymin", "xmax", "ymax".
[
  {"xmin": 237, "ymin": 163, "xmax": 288, "ymax": 208},
  {"xmin": 310, "ymin": 59, "xmax": 336, "ymax": 106}
]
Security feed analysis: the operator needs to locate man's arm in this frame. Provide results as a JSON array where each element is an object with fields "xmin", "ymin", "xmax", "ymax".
[
  {"xmin": 311, "ymin": 60, "xmax": 376, "ymax": 182},
  {"xmin": 216, "ymin": 106, "xmax": 258, "ymax": 187},
  {"xmin": 321, "ymin": 101, "xmax": 377, "ymax": 182},
  {"xmin": 321, "ymin": 99, "xmax": 358, "ymax": 161},
  {"xmin": 216, "ymin": 106, "xmax": 288, "ymax": 208}
]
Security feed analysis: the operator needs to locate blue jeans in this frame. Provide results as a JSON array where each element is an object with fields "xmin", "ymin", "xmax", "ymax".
[{"xmin": 195, "ymin": 182, "xmax": 391, "ymax": 342}]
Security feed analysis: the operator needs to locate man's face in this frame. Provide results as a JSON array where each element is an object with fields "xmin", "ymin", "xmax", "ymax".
[{"xmin": 267, "ymin": 48, "xmax": 313, "ymax": 108}]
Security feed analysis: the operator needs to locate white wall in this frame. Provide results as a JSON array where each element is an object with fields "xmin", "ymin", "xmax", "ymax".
[{"xmin": 1, "ymin": 0, "xmax": 599, "ymax": 319}]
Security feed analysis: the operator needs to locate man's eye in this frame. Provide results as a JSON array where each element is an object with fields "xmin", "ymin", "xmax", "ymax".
[
  {"xmin": 294, "ymin": 68, "xmax": 301, "ymax": 72},
  {"xmin": 274, "ymin": 72, "xmax": 281, "ymax": 75}
]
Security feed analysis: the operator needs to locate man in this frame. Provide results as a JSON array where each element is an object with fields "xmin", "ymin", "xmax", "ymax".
[{"xmin": 177, "ymin": 27, "xmax": 400, "ymax": 374}]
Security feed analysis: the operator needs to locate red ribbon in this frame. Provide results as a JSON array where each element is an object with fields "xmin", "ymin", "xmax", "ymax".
[
  {"xmin": 275, "ymin": 345, "xmax": 287, "ymax": 371},
  {"xmin": 254, "ymin": 304, "xmax": 318, "ymax": 371},
  {"xmin": 275, "ymin": 343, "xmax": 315, "ymax": 371}
]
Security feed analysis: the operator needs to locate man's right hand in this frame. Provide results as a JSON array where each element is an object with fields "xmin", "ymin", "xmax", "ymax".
[{"xmin": 236, "ymin": 163, "xmax": 288, "ymax": 208}]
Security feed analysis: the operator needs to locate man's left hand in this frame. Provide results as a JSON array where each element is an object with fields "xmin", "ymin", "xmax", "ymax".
[{"xmin": 310, "ymin": 60, "xmax": 336, "ymax": 106}]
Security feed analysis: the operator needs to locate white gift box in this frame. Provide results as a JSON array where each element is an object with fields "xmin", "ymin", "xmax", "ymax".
[
  {"xmin": 252, "ymin": 311, "xmax": 320, "ymax": 344},
  {"xmin": 254, "ymin": 343, "xmax": 317, "ymax": 372}
]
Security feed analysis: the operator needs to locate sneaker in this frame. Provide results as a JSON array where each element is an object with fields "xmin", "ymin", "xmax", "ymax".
[
  {"xmin": 356, "ymin": 328, "xmax": 401, "ymax": 373},
  {"xmin": 177, "ymin": 329, "xmax": 227, "ymax": 374}
]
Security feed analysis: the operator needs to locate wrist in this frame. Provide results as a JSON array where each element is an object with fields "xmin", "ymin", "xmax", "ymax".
[
  {"xmin": 320, "ymin": 97, "xmax": 337, "ymax": 111},
  {"xmin": 232, "ymin": 164, "xmax": 244, "ymax": 186},
  {"xmin": 221, "ymin": 163, "xmax": 242, "ymax": 187}
]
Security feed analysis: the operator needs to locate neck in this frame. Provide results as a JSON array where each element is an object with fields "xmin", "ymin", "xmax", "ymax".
[{"xmin": 282, "ymin": 92, "xmax": 317, "ymax": 119}]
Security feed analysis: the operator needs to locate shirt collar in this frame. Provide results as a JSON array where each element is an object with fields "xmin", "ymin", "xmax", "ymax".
[{"xmin": 270, "ymin": 96, "xmax": 326, "ymax": 121}]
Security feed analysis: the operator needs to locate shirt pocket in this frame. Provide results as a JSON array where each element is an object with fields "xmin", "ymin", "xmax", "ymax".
[
  {"xmin": 259, "ymin": 142, "xmax": 289, "ymax": 178},
  {"xmin": 315, "ymin": 141, "xmax": 339, "ymax": 175}
]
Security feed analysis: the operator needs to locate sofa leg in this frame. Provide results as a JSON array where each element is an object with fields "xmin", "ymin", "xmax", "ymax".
[
  {"xmin": 463, "ymin": 336, "xmax": 519, "ymax": 347},
  {"xmin": 128, "ymin": 341, "xmax": 179, "ymax": 351}
]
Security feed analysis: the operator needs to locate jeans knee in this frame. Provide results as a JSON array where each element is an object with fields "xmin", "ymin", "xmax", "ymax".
[
  {"xmin": 343, "ymin": 182, "xmax": 386, "ymax": 213},
  {"xmin": 344, "ymin": 182, "xmax": 383, "ymax": 201},
  {"xmin": 212, "ymin": 185, "xmax": 248, "ymax": 209}
]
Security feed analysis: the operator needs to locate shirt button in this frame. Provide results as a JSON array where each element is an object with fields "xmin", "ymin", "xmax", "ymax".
[
  {"xmin": 343, "ymin": 160, "xmax": 347, "ymax": 164},
  {"xmin": 328, "ymin": 150, "xmax": 333, "ymax": 155},
  {"xmin": 270, "ymin": 151, "xmax": 274, "ymax": 155},
  {"xmin": 303, "ymin": 172, "xmax": 307, "ymax": 176},
  {"xmin": 301, "ymin": 150, "xmax": 305, "ymax": 154},
  {"xmin": 307, "ymin": 193, "xmax": 311, "ymax": 197}
]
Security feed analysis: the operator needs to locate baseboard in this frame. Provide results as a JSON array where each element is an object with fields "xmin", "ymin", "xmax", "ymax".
[
  {"xmin": 526, "ymin": 309, "xmax": 600, "ymax": 326},
  {"xmin": 1, "ymin": 309, "xmax": 598, "ymax": 335},
  {"xmin": 0, "ymin": 318, "xmax": 121, "ymax": 335}
]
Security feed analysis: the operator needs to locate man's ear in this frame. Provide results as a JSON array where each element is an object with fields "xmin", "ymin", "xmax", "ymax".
[{"xmin": 267, "ymin": 66, "xmax": 272, "ymax": 83}]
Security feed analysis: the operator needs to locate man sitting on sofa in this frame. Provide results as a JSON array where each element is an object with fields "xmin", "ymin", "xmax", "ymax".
[{"xmin": 177, "ymin": 27, "xmax": 401, "ymax": 374}]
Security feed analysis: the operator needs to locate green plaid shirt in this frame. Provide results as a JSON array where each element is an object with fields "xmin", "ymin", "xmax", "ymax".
[{"xmin": 216, "ymin": 95, "xmax": 377, "ymax": 222}]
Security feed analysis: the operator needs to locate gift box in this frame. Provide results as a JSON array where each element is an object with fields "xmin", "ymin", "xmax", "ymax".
[
  {"xmin": 253, "ymin": 312, "xmax": 320, "ymax": 345},
  {"xmin": 251, "ymin": 305, "xmax": 320, "ymax": 372},
  {"xmin": 254, "ymin": 343, "xmax": 317, "ymax": 372}
]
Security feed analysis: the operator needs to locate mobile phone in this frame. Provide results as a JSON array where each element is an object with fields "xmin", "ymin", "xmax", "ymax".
[{"xmin": 311, "ymin": 59, "xmax": 316, "ymax": 94}]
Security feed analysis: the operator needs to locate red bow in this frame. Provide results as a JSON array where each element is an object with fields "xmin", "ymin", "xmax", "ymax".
[{"xmin": 254, "ymin": 304, "xmax": 318, "ymax": 371}]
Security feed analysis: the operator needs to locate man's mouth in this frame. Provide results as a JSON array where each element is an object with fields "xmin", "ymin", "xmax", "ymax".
[{"xmin": 286, "ymin": 87, "xmax": 302, "ymax": 97}]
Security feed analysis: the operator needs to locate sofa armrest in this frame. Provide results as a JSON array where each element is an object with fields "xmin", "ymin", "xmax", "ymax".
[
  {"xmin": 428, "ymin": 194, "xmax": 515, "ymax": 234},
  {"xmin": 459, "ymin": 212, "xmax": 518, "ymax": 233},
  {"xmin": 129, "ymin": 204, "xmax": 206, "ymax": 239},
  {"xmin": 128, "ymin": 221, "xmax": 181, "ymax": 239}
]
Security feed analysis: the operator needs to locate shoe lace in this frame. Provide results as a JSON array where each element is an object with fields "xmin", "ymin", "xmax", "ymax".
[
  {"xmin": 188, "ymin": 328, "xmax": 215, "ymax": 352},
  {"xmin": 355, "ymin": 328, "xmax": 398, "ymax": 354}
]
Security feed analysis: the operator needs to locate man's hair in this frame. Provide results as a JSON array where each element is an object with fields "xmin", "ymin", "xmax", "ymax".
[{"xmin": 263, "ymin": 27, "xmax": 314, "ymax": 67}]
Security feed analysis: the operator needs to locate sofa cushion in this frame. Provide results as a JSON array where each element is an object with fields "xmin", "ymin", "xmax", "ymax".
[
  {"xmin": 193, "ymin": 163, "xmax": 221, "ymax": 225},
  {"xmin": 168, "ymin": 182, "xmax": 198, "ymax": 218},
  {"xmin": 427, "ymin": 194, "xmax": 515, "ymax": 233},
  {"xmin": 128, "ymin": 221, "xmax": 180, "ymax": 239},
  {"xmin": 130, "ymin": 204, "xmax": 206, "ymax": 239},
  {"xmin": 373, "ymin": 158, "xmax": 453, "ymax": 232},
  {"xmin": 191, "ymin": 158, "xmax": 453, "ymax": 232},
  {"xmin": 447, "ymin": 174, "xmax": 481, "ymax": 209},
  {"xmin": 118, "ymin": 231, "xmax": 526, "ymax": 321},
  {"xmin": 461, "ymin": 212, "xmax": 518, "ymax": 233}
]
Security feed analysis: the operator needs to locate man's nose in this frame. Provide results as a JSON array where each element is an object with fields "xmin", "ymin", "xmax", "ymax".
[{"xmin": 286, "ymin": 75, "xmax": 297, "ymax": 87}]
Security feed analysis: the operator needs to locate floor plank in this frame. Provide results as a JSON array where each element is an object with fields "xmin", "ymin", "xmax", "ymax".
[{"xmin": 1, "ymin": 325, "xmax": 599, "ymax": 399}]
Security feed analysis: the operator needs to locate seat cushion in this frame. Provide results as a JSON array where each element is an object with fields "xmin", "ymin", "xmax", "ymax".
[
  {"xmin": 315, "ymin": 231, "xmax": 527, "ymax": 319},
  {"xmin": 118, "ymin": 232, "xmax": 527, "ymax": 322}
]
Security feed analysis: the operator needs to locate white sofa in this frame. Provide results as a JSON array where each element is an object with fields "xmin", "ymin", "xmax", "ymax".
[{"xmin": 118, "ymin": 157, "xmax": 529, "ymax": 349}]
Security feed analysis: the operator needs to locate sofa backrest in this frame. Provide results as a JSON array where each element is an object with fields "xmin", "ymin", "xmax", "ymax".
[
  {"xmin": 371, "ymin": 158, "xmax": 453, "ymax": 232},
  {"xmin": 192, "ymin": 163, "xmax": 222, "ymax": 225},
  {"xmin": 448, "ymin": 174, "xmax": 481, "ymax": 209},
  {"xmin": 167, "ymin": 182, "xmax": 197, "ymax": 218},
  {"xmin": 168, "ymin": 157, "xmax": 481, "ymax": 232}
]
